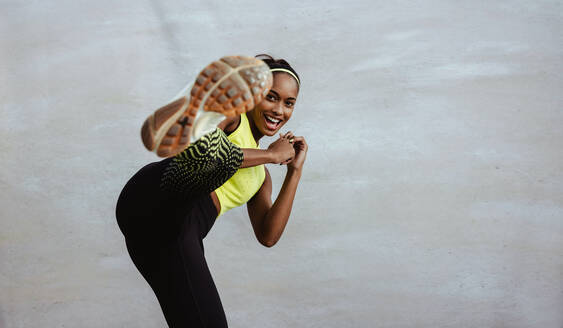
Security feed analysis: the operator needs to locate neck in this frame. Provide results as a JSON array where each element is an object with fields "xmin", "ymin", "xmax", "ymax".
[{"xmin": 246, "ymin": 111, "xmax": 264, "ymax": 143}]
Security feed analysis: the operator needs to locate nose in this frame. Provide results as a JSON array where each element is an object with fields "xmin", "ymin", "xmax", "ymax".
[{"xmin": 272, "ymin": 102, "xmax": 283, "ymax": 116}]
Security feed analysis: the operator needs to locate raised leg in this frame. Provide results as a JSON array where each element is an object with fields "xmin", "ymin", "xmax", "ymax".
[{"xmin": 141, "ymin": 55, "xmax": 273, "ymax": 158}]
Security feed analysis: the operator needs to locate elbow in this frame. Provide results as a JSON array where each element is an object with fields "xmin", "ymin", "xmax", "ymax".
[{"xmin": 260, "ymin": 238, "xmax": 278, "ymax": 248}]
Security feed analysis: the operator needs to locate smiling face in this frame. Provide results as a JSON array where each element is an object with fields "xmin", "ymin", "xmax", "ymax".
[{"xmin": 247, "ymin": 72, "xmax": 299, "ymax": 139}]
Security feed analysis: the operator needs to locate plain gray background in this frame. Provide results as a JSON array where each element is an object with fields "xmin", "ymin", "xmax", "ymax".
[{"xmin": 1, "ymin": 0, "xmax": 562, "ymax": 327}]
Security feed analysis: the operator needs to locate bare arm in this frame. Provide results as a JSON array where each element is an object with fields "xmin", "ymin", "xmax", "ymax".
[
  {"xmin": 217, "ymin": 116, "xmax": 296, "ymax": 168},
  {"xmin": 246, "ymin": 134, "xmax": 308, "ymax": 247},
  {"xmin": 240, "ymin": 149, "xmax": 275, "ymax": 168},
  {"xmin": 247, "ymin": 167, "xmax": 302, "ymax": 247},
  {"xmin": 240, "ymin": 145, "xmax": 292, "ymax": 168}
]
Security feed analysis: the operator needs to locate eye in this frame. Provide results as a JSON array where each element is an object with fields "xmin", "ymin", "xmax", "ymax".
[
  {"xmin": 266, "ymin": 93, "xmax": 276, "ymax": 101},
  {"xmin": 285, "ymin": 101, "xmax": 294, "ymax": 107}
]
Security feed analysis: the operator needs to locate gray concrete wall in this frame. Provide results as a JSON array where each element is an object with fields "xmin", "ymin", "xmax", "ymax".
[{"xmin": 1, "ymin": 0, "xmax": 562, "ymax": 327}]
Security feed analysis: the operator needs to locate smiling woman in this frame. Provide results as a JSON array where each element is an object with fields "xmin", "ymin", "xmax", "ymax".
[
  {"xmin": 247, "ymin": 69, "xmax": 299, "ymax": 136},
  {"xmin": 249, "ymin": 54, "xmax": 300, "ymax": 135},
  {"xmin": 115, "ymin": 54, "xmax": 306, "ymax": 327}
]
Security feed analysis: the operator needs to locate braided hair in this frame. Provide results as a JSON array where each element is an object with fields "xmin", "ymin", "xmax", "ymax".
[{"xmin": 255, "ymin": 54, "xmax": 300, "ymax": 89}]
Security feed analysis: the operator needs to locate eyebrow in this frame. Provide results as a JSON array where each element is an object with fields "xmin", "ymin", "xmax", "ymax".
[{"xmin": 269, "ymin": 90, "xmax": 297, "ymax": 101}]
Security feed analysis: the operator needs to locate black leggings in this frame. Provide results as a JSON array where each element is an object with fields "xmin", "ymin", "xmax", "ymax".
[{"xmin": 115, "ymin": 157, "xmax": 228, "ymax": 327}]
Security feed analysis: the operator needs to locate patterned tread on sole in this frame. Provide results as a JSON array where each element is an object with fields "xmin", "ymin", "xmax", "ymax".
[
  {"xmin": 152, "ymin": 55, "xmax": 273, "ymax": 158},
  {"xmin": 141, "ymin": 97, "xmax": 187, "ymax": 153},
  {"xmin": 159, "ymin": 128, "xmax": 244, "ymax": 198},
  {"xmin": 186, "ymin": 56, "xmax": 272, "ymax": 118}
]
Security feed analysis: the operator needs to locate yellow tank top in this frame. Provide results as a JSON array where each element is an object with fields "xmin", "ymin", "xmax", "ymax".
[{"xmin": 214, "ymin": 113, "xmax": 266, "ymax": 217}]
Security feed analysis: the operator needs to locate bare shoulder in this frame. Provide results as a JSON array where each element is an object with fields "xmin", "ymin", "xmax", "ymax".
[{"xmin": 217, "ymin": 115, "xmax": 241, "ymax": 135}]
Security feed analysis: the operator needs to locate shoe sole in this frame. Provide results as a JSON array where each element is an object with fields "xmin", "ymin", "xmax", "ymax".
[{"xmin": 141, "ymin": 55, "xmax": 273, "ymax": 157}]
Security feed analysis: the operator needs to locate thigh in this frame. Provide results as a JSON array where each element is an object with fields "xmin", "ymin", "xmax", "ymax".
[{"xmin": 124, "ymin": 203, "xmax": 227, "ymax": 327}]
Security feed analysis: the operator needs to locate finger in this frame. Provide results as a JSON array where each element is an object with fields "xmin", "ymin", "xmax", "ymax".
[
  {"xmin": 280, "ymin": 157, "xmax": 292, "ymax": 165},
  {"xmin": 281, "ymin": 158, "xmax": 293, "ymax": 165},
  {"xmin": 285, "ymin": 132, "xmax": 295, "ymax": 144},
  {"xmin": 288, "ymin": 135, "xmax": 301, "ymax": 146},
  {"xmin": 292, "ymin": 136, "xmax": 304, "ymax": 142},
  {"xmin": 282, "ymin": 131, "xmax": 293, "ymax": 139},
  {"xmin": 293, "ymin": 136, "xmax": 307, "ymax": 148}
]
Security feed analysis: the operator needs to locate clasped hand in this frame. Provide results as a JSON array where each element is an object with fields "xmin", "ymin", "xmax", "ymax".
[{"xmin": 267, "ymin": 131, "xmax": 308, "ymax": 170}]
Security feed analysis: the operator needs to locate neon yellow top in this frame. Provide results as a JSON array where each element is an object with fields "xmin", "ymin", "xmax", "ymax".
[{"xmin": 214, "ymin": 113, "xmax": 266, "ymax": 217}]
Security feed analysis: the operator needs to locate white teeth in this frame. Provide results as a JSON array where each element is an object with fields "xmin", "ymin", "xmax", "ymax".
[{"xmin": 265, "ymin": 115, "xmax": 280, "ymax": 123}]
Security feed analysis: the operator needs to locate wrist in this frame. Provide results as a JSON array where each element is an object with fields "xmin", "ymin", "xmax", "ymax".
[
  {"xmin": 265, "ymin": 149, "xmax": 276, "ymax": 164},
  {"xmin": 287, "ymin": 165, "xmax": 302, "ymax": 177}
]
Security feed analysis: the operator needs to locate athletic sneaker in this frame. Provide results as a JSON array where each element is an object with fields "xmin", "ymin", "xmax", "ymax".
[{"xmin": 141, "ymin": 55, "xmax": 273, "ymax": 157}]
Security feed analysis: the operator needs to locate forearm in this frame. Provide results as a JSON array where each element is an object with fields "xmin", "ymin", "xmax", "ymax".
[
  {"xmin": 241, "ymin": 148, "xmax": 274, "ymax": 168},
  {"xmin": 261, "ymin": 168, "xmax": 302, "ymax": 246}
]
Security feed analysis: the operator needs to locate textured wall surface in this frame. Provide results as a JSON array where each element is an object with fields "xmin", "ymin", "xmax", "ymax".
[{"xmin": 1, "ymin": 1, "xmax": 562, "ymax": 327}]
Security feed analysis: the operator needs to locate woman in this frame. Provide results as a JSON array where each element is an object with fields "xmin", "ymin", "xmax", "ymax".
[{"xmin": 115, "ymin": 54, "xmax": 307, "ymax": 327}]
